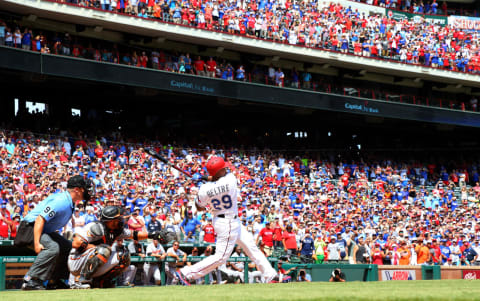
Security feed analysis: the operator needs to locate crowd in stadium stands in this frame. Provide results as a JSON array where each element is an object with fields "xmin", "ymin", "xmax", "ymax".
[
  {"xmin": 0, "ymin": 128, "xmax": 480, "ymax": 268},
  {"xmin": 1, "ymin": 20, "xmax": 478, "ymax": 111},
  {"xmin": 349, "ymin": 0, "xmax": 478, "ymax": 17},
  {"xmin": 349, "ymin": 0, "xmax": 447, "ymax": 16},
  {"xmin": 35, "ymin": 0, "xmax": 480, "ymax": 74}
]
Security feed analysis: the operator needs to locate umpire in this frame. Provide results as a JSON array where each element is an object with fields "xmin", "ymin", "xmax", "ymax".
[{"xmin": 20, "ymin": 175, "xmax": 93, "ymax": 290}]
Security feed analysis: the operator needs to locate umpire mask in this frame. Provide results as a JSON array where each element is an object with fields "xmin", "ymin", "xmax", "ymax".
[
  {"xmin": 83, "ymin": 178, "xmax": 95, "ymax": 203},
  {"xmin": 67, "ymin": 175, "xmax": 95, "ymax": 205}
]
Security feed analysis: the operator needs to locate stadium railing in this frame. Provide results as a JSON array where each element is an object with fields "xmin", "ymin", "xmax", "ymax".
[{"xmin": 0, "ymin": 241, "xmax": 13, "ymax": 247}]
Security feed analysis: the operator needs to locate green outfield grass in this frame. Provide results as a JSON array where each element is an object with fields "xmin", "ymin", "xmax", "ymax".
[{"xmin": 3, "ymin": 280, "xmax": 480, "ymax": 301}]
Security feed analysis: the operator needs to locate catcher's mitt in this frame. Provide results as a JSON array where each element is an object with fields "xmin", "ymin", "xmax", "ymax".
[{"xmin": 155, "ymin": 229, "xmax": 177, "ymax": 244}]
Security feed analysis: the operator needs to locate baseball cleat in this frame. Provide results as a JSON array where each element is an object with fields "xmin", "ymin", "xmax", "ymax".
[
  {"xmin": 70, "ymin": 282, "xmax": 91, "ymax": 289},
  {"xmin": 265, "ymin": 274, "xmax": 279, "ymax": 283},
  {"xmin": 175, "ymin": 270, "xmax": 191, "ymax": 286},
  {"xmin": 21, "ymin": 279, "xmax": 45, "ymax": 290}
]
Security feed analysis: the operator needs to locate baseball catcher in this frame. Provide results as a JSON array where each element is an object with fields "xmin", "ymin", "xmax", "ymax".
[{"xmin": 68, "ymin": 206, "xmax": 170, "ymax": 288}]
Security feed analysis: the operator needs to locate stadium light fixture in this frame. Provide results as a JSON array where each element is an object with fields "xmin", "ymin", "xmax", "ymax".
[{"xmin": 94, "ymin": 26, "xmax": 103, "ymax": 32}]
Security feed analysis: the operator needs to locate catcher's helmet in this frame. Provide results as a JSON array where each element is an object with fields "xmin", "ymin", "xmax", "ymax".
[
  {"xmin": 100, "ymin": 206, "xmax": 123, "ymax": 222},
  {"xmin": 206, "ymin": 156, "xmax": 228, "ymax": 177}
]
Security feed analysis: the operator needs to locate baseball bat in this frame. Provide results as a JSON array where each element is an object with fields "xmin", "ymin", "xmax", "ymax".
[{"xmin": 144, "ymin": 148, "xmax": 193, "ymax": 178}]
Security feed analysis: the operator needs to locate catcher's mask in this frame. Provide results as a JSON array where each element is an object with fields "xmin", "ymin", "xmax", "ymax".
[{"xmin": 100, "ymin": 206, "xmax": 124, "ymax": 230}]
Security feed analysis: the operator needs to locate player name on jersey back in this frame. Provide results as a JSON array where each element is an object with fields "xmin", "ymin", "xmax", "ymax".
[{"xmin": 206, "ymin": 184, "xmax": 230, "ymax": 198}]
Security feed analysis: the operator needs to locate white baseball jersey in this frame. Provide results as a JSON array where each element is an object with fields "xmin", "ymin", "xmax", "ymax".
[
  {"xmin": 145, "ymin": 242, "xmax": 166, "ymax": 257},
  {"xmin": 197, "ymin": 173, "xmax": 239, "ymax": 216}
]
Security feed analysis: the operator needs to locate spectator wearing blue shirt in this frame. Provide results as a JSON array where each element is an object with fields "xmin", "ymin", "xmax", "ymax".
[
  {"xmin": 138, "ymin": 8, "xmax": 148, "ymax": 18},
  {"xmin": 302, "ymin": 71, "xmax": 312, "ymax": 89},
  {"xmin": 147, "ymin": 213, "xmax": 162, "ymax": 232},
  {"xmin": 5, "ymin": 138, "xmax": 15, "ymax": 157},
  {"xmin": 462, "ymin": 242, "xmax": 478, "ymax": 265},
  {"xmin": 439, "ymin": 239, "xmax": 451, "ymax": 264},
  {"xmin": 236, "ymin": 65, "xmax": 246, "ymax": 81},
  {"xmin": 21, "ymin": 175, "xmax": 92, "ymax": 290},
  {"xmin": 298, "ymin": 269, "xmax": 312, "ymax": 282},
  {"xmin": 135, "ymin": 191, "xmax": 148, "ymax": 214},
  {"xmin": 291, "ymin": 198, "xmax": 304, "ymax": 216},
  {"xmin": 431, "ymin": 1, "xmax": 438, "ymax": 14},
  {"xmin": 21, "ymin": 28, "xmax": 32, "ymax": 50},
  {"xmin": 125, "ymin": 191, "xmax": 135, "ymax": 212},
  {"xmin": 83, "ymin": 206, "xmax": 97, "ymax": 225},
  {"xmin": 180, "ymin": 211, "xmax": 201, "ymax": 238},
  {"xmin": 424, "ymin": 51, "xmax": 431, "ymax": 66},
  {"xmin": 299, "ymin": 231, "xmax": 315, "ymax": 261}
]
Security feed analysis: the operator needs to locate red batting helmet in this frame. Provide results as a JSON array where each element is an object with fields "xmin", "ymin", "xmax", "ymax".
[{"xmin": 206, "ymin": 156, "xmax": 228, "ymax": 177}]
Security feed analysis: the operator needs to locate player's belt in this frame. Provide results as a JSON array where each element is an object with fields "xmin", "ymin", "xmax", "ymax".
[{"xmin": 217, "ymin": 214, "xmax": 237, "ymax": 219}]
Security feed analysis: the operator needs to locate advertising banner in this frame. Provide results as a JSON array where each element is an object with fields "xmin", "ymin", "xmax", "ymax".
[
  {"xmin": 381, "ymin": 270, "xmax": 416, "ymax": 281},
  {"xmin": 449, "ymin": 16, "xmax": 480, "ymax": 31},
  {"xmin": 463, "ymin": 270, "xmax": 480, "ymax": 279},
  {"xmin": 386, "ymin": 9, "xmax": 448, "ymax": 26}
]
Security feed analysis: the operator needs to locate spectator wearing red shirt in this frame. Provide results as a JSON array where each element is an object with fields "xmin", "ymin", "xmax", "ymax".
[
  {"xmin": 430, "ymin": 240, "xmax": 442, "ymax": 265},
  {"xmin": 194, "ymin": 56, "xmax": 206, "ymax": 76},
  {"xmin": 372, "ymin": 243, "xmax": 385, "ymax": 265},
  {"xmin": 0, "ymin": 203, "xmax": 12, "ymax": 240},
  {"xmin": 202, "ymin": 218, "xmax": 216, "ymax": 243},
  {"xmin": 94, "ymin": 144, "xmax": 104, "ymax": 159},
  {"xmin": 256, "ymin": 221, "xmax": 274, "ymax": 257},
  {"xmin": 10, "ymin": 214, "xmax": 20, "ymax": 239},
  {"xmin": 139, "ymin": 51, "xmax": 149, "ymax": 68},
  {"xmin": 206, "ymin": 57, "xmax": 216, "ymax": 78},
  {"xmin": 282, "ymin": 224, "xmax": 297, "ymax": 256},
  {"xmin": 128, "ymin": 208, "xmax": 146, "ymax": 232},
  {"xmin": 74, "ymin": 136, "xmax": 88, "ymax": 149},
  {"xmin": 272, "ymin": 217, "xmax": 284, "ymax": 249}
]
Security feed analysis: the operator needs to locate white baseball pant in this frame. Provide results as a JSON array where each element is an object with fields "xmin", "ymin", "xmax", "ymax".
[
  {"xmin": 68, "ymin": 248, "xmax": 121, "ymax": 278},
  {"xmin": 122, "ymin": 265, "xmax": 137, "ymax": 285},
  {"xmin": 180, "ymin": 217, "xmax": 276, "ymax": 281},
  {"xmin": 143, "ymin": 263, "xmax": 161, "ymax": 285}
]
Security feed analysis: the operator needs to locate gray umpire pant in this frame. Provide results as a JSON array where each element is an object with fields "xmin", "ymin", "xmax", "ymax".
[{"xmin": 26, "ymin": 232, "xmax": 72, "ymax": 282}]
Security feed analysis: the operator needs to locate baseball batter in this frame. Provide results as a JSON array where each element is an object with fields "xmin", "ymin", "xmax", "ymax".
[{"xmin": 176, "ymin": 156, "xmax": 276, "ymax": 285}]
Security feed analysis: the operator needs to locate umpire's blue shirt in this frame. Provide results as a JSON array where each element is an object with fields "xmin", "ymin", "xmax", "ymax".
[{"xmin": 24, "ymin": 191, "xmax": 74, "ymax": 233}]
